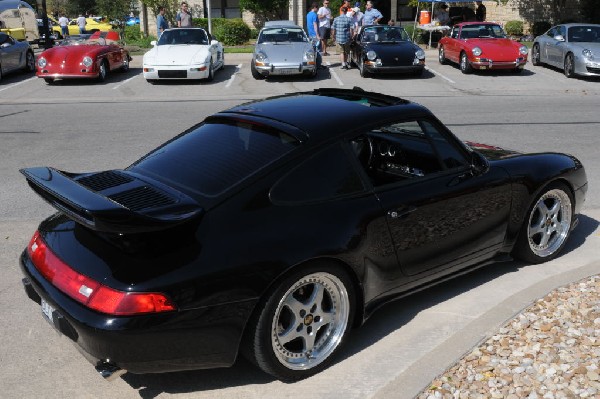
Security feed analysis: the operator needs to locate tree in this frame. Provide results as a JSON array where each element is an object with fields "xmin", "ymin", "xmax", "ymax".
[
  {"xmin": 96, "ymin": 0, "xmax": 130, "ymax": 20},
  {"xmin": 239, "ymin": 0, "xmax": 289, "ymax": 22},
  {"xmin": 140, "ymin": 0, "xmax": 179, "ymax": 27}
]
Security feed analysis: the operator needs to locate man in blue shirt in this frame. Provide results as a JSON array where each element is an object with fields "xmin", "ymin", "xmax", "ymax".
[
  {"xmin": 156, "ymin": 6, "xmax": 169, "ymax": 39},
  {"xmin": 306, "ymin": 3, "xmax": 320, "ymax": 48},
  {"xmin": 363, "ymin": 1, "xmax": 383, "ymax": 25},
  {"xmin": 332, "ymin": 7, "xmax": 354, "ymax": 69}
]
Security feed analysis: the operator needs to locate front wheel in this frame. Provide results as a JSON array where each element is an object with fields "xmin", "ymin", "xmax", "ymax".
[
  {"xmin": 205, "ymin": 59, "xmax": 214, "ymax": 81},
  {"xmin": 121, "ymin": 55, "xmax": 130, "ymax": 72},
  {"xmin": 251, "ymin": 62, "xmax": 265, "ymax": 80},
  {"xmin": 460, "ymin": 52, "xmax": 472, "ymax": 74},
  {"xmin": 564, "ymin": 53, "xmax": 575, "ymax": 78},
  {"xmin": 243, "ymin": 264, "xmax": 355, "ymax": 381},
  {"xmin": 24, "ymin": 51, "xmax": 36, "ymax": 73},
  {"xmin": 359, "ymin": 58, "xmax": 370, "ymax": 78},
  {"xmin": 513, "ymin": 183, "xmax": 574, "ymax": 264},
  {"xmin": 531, "ymin": 44, "xmax": 541, "ymax": 66},
  {"xmin": 44, "ymin": 77, "xmax": 54, "ymax": 84},
  {"xmin": 97, "ymin": 59, "xmax": 108, "ymax": 82},
  {"xmin": 438, "ymin": 45, "xmax": 447, "ymax": 65}
]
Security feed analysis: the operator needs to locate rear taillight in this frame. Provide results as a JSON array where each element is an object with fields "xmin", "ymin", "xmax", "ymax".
[{"xmin": 27, "ymin": 231, "xmax": 176, "ymax": 315}]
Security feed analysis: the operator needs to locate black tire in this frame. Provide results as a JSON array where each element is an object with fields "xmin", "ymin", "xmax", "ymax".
[
  {"xmin": 243, "ymin": 263, "xmax": 355, "ymax": 381},
  {"xmin": 564, "ymin": 53, "xmax": 575, "ymax": 78},
  {"xmin": 0, "ymin": 64, "xmax": 3, "ymax": 82},
  {"xmin": 147, "ymin": 79, "xmax": 158, "ymax": 85},
  {"xmin": 438, "ymin": 45, "xmax": 447, "ymax": 65},
  {"xmin": 205, "ymin": 59, "xmax": 214, "ymax": 82},
  {"xmin": 512, "ymin": 67, "xmax": 523, "ymax": 74},
  {"xmin": 531, "ymin": 44, "xmax": 541, "ymax": 66},
  {"xmin": 359, "ymin": 58, "xmax": 370, "ymax": 78},
  {"xmin": 24, "ymin": 51, "xmax": 36, "ymax": 73},
  {"xmin": 44, "ymin": 77, "xmax": 54, "ymax": 84},
  {"xmin": 121, "ymin": 54, "xmax": 130, "ymax": 72},
  {"xmin": 97, "ymin": 59, "xmax": 108, "ymax": 82},
  {"xmin": 460, "ymin": 52, "xmax": 473, "ymax": 74},
  {"xmin": 512, "ymin": 182, "xmax": 574, "ymax": 264},
  {"xmin": 219, "ymin": 53, "xmax": 225, "ymax": 70},
  {"xmin": 251, "ymin": 62, "xmax": 265, "ymax": 80}
]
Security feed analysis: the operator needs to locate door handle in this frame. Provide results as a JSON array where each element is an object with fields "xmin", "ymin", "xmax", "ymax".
[{"xmin": 388, "ymin": 206, "xmax": 417, "ymax": 219}]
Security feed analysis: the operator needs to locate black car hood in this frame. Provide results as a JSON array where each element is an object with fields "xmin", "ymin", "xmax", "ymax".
[{"xmin": 363, "ymin": 41, "xmax": 419, "ymax": 62}]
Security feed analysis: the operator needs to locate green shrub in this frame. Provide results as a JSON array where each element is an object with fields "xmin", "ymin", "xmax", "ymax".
[
  {"xmin": 213, "ymin": 19, "xmax": 251, "ymax": 45},
  {"xmin": 504, "ymin": 20, "xmax": 524, "ymax": 36},
  {"xmin": 531, "ymin": 21, "xmax": 551, "ymax": 37},
  {"xmin": 190, "ymin": 18, "xmax": 250, "ymax": 45}
]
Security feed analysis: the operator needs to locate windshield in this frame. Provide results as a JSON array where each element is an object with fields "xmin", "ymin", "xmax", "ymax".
[
  {"xmin": 59, "ymin": 36, "xmax": 93, "ymax": 46},
  {"xmin": 130, "ymin": 119, "xmax": 299, "ymax": 197},
  {"xmin": 158, "ymin": 29, "xmax": 209, "ymax": 45},
  {"xmin": 460, "ymin": 24, "xmax": 506, "ymax": 39},
  {"xmin": 361, "ymin": 26, "xmax": 410, "ymax": 43},
  {"xmin": 258, "ymin": 27, "xmax": 307, "ymax": 44},
  {"xmin": 568, "ymin": 26, "xmax": 600, "ymax": 43}
]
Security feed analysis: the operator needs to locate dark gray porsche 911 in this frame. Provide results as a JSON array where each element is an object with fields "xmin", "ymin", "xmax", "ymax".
[{"xmin": 20, "ymin": 88, "xmax": 586, "ymax": 382}]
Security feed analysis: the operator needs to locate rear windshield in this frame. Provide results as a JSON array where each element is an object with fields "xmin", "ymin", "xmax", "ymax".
[{"xmin": 130, "ymin": 120, "xmax": 299, "ymax": 196}]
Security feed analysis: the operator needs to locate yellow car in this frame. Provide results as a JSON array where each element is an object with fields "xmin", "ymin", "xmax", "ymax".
[{"xmin": 48, "ymin": 16, "xmax": 113, "ymax": 38}]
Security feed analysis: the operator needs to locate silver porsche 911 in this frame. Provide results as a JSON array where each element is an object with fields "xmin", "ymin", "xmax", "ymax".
[
  {"xmin": 251, "ymin": 20, "xmax": 318, "ymax": 79},
  {"xmin": 532, "ymin": 23, "xmax": 600, "ymax": 78}
]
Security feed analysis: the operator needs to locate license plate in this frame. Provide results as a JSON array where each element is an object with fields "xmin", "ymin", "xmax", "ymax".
[
  {"xmin": 274, "ymin": 68, "xmax": 298, "ymax": 75},
  {"xmin": 480, "ymin": 66, "xmax": 487, "ymax": 70},
  {"xmin": 41, "ymin": 299, "xmax": 54, "ymax": 323}
]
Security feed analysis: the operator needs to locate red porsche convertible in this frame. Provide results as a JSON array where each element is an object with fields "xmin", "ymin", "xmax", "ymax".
[
  {"xmin": 36, "ymin": 31, "xmax": 131, "ymax": 84},
  {"xmin": 438, "ymin": 22, "xmax": 528, "ymax": 74}
]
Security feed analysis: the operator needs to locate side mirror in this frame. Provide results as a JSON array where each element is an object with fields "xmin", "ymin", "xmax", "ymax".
[
  {"xmin": 554, "ymin": 34, "xmax": 565, "ymax": 42},
  {"xmin": 210, "ymin": 39, "xmax": 219, "ymax": 45},
  {"xmin": 471, "ymin": 151, "xmax": 489, "ymax": 175},
  {"xmin": 150, "ymin": 40, "xmax": 157, "ymax": 46},
  {"xmin": 0, "ymin": 42, "xmax": 11, "ymax": 48}
]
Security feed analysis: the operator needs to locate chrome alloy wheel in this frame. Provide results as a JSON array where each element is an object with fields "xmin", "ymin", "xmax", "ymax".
[
  {"xmin": 271, "ymin": 272, "xmax": 350, "ymax": 370},
  {"xmin": 527, "ymin": 189, "xmax": 572, "ymax": 258}
]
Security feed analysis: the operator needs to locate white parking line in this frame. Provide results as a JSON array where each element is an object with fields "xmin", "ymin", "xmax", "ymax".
[
  {"xmin": 425, "ymin": 66, "xmax": 456, "ymax": 84},
  {"xmin": 112, "ymin": 74, "xmax": 139, "ymax": 90},
  {"xmin": 226, "ymin": 64, "xmax": 242, "ymax": 88},
  {"xmin": 0, "ymin": 76, "xmax": 37, "ymax": 93},
  {"xmin": 326, "ymin": 62, "xmax": 344, "ymax": 86}
]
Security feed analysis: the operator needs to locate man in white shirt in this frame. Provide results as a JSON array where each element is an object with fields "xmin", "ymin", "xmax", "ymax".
[
  {"xmin": 58, "ymin": 14, "xmax": 69, "ymax": 37},
  {"xmin": 317, "ymin": 0, "xmax": 332, "ymax": 56},
  {"xmin": 76, "ymin": 14, "xmax": 86, "ymax": 34}
]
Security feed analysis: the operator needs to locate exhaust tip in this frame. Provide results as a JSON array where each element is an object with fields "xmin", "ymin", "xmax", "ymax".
[{"xmin": 95, "ymin": 361, "xmax": 127, "ymax": 382}]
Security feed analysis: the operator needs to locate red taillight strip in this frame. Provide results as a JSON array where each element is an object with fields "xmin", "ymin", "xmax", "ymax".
[{"xmin": 27, "ymin": 231, "xmax": 177, "ymax": 315}]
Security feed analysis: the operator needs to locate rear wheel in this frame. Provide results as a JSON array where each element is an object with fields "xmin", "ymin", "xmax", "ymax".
[
  {"xmin": 531, "ymin": 44, "xmax": 541, "ymax": 66},
  {"xmin": 513, "ymin": 183, "xmax": 574, "ymax": 264},
  {"xmin": 243, "ymin": 264, "xmax": 355, "ymax": 381},
  {"xmin": 438, "ymin": 45, "xmax": 447, "ymax": 65},
  {"xmin": 460, "ymin": 52, "xmax": 472, "ymax": 74},
  {"xmin": 564, "ymin": 53, "xmax": 575, "ymax": 78},
  {"xmin": 97, "ymin": 59, "xmax": 108, "ymax": 82}
]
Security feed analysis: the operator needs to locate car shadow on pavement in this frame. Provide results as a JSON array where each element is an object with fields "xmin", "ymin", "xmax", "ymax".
[
  {"xmin": 120, "ymin": 213, "xmax": 598, "ymax": 398},
  {"xmin": 531, "ymin": 65, "xmax": 600, "ymax": 81},
  {"xmin": 41, "ymin": 68, "xmax": 143, "ymax": 86}
]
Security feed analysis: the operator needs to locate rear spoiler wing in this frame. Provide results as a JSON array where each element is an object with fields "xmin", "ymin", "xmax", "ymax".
[{"xmin": 21, "ymin": 167, "xmax": 203, "ymax": 234}]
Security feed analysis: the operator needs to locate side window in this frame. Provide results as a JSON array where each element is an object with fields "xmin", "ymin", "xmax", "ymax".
[
  {"xmin": 348, "ymin": 119, "xmax": 468, "ymax": 188},
  {"xmin": 556, "ymin": 25, "xmax": 566, "ymax": 38},
  {"xmin": 451, "ymin": 27, "xmax": 459, "ymax": 39},
  {"xmin": 547, "ymin": 28, "xmax": 556, "ymax": 38},
  {"xmin": 271, "ymin": 143, "xmax": 366, "ymax": 204}
]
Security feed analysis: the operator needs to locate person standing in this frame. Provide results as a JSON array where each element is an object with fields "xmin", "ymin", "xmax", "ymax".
[
  {"xmin": 339, "ymin": 0, "xmax": 352, "ymax": 15},
  {"xmin": 434, "ymin": 4, "xmax": 450, "ymax": 26},
  {"xmin": 58, "ymin": 14, "xmax": 69, "ymax": 37},
  {"xmin": 307, "ymin": 2, "xmax": 320, "ymax": 46},
  {"xmin": 176, "ymin": 2, "xmax": 193, "ymax": 27},
  {"xmin": 317, "ymin": 0, "xmax": 333, "ymax": 56},
  {"xmin": 76, "ymin": 14, "xmax": 86, "ymax": 34},
  {"xmin": 331, "ymin": 6, "xmax": 353, "ymax": 70},
  {"xmin": 363, "ymin": 1, "xmax": 383, "ymax": 25},
  {"xmin": 157, "ymin": 6, "xmax": 169, "ymax": 38},
  {"xmin": 475, "ymin": 1, "xmax": 486, "ymax": 22}
]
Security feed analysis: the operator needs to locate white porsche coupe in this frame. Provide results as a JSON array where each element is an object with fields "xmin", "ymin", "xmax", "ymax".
[{"xmin": 143, "ymin": 28, "xmax": 224, "ymax": 83}]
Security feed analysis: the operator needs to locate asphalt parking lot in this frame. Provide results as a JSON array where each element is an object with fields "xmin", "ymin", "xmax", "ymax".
[{"xmin": 1, "ymin": 49, "xmax": 599, "ymax": 399}]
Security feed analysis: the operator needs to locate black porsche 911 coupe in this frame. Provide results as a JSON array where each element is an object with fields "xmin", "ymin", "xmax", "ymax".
[
  {"xmin": 350, "ymin": 25, "xmax": 426, "ymax": 77},
  {"xmin": 20, "ymin": 88, "xmax": 586, "ymax": 382}
]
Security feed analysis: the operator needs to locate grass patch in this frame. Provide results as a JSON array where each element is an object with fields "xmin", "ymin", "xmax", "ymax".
[{"xmin": 225, "ymin": 46, "xmax": 254, "ymax": 53}]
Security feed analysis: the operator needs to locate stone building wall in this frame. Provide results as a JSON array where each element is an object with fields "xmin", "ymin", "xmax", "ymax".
[{"xmin": 486, "ymin": 0, "xmax": 582, "ymax": 33}]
